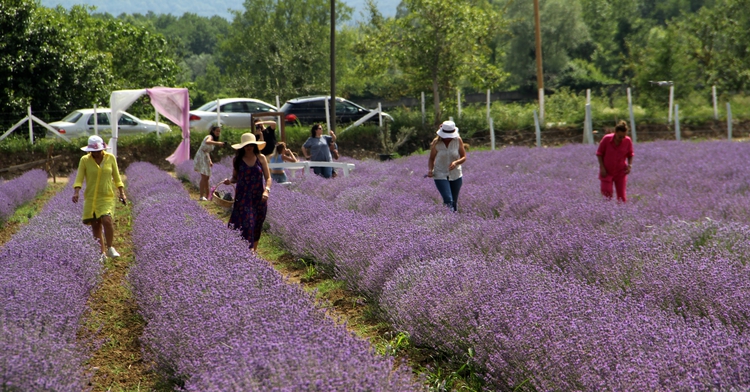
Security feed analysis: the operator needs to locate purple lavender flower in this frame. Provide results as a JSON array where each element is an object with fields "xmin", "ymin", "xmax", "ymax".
[
  {"xmin": 0, "ymin": 169, "xmax": 48, "ymax": 224},
  {"xmin": 0, "ymin": 171, "xmax": 102, "ymax": 390},
  {"xmin": 264, "ymin": 141, "xmax": 750, "ymax": 390},
  {"xmin": 126, "ymin": 162, "xmax": 419, "ymax": 390}
]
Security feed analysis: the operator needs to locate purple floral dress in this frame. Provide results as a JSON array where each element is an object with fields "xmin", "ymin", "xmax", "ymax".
[{"xmin": 228, "ymin": 158, "xmax": 267, "ymax": 245}]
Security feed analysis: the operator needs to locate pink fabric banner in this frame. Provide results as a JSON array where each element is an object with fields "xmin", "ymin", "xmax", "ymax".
[{"xmin": 148, "ymin": 87, "xmax": 191, "ymax": 165}]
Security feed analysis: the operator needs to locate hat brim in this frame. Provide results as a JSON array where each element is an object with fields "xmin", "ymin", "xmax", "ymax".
[
  {"xmin": 232, "ymin": 141, "xmax": 267, "ymax": 150},
  {"xmin": 437, "ymin": 129, "xmax": 459, "ymax": 139},
  {"xmin": 81, "ymin": 146, "xmax": 106, "ymax": 152}
]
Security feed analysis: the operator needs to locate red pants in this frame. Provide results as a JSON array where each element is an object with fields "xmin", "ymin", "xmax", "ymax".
[{"xmin": 600, "ymin": 173, "xmax": 627, "ymax": 202}]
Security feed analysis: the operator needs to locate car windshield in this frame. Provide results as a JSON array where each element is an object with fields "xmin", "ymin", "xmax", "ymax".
[
  {"xmin": 342, "ymin": 99, "xmax": 367, "ymax": 110},
  {"xmin": 119, "ymin": 113, "xmax": 138, "ymax": 125},
  {"xmin": 61, "ymin": 111, "xmax": 83, "ymax": 123},
  {"xmin": 195, "ymin": 101, "xmax": 217, "ymax": 112},
  {"xmin": 249, "ymin": 102, "xmax": 275, "ymax": 112},
  {"xmin": 87, "ymin": 112, "xmax": 111, "ymax": 125}
]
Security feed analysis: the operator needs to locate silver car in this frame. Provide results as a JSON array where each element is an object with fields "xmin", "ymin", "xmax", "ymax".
[
  {"xmin": 189, "ymin": 98, "xmax": 278, "ymax": 131},
  {"xmin": 46, "ymin": 109, "xmax": 171, "ymax": 139}
]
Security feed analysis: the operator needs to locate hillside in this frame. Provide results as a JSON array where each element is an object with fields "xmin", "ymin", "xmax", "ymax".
[{"xmin": 40, "ymin": 0, "xmax": 400, "ymax": 22}]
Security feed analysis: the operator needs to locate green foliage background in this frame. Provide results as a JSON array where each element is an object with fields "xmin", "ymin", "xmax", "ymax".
[{"xmin": 1, "ymin": 0, "xmax": 749, "ymax": 137}]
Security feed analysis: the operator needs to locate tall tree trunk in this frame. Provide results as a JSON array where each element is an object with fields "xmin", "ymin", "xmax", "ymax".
[{"xmin": 432, "ymin": 77, "xmax": 441, "ymax": 125}]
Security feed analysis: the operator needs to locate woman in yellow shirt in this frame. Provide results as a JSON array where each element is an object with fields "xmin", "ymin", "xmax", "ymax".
[{"xmin": 72, "ymin": 135, "xmax": 127, "ymax": 258}]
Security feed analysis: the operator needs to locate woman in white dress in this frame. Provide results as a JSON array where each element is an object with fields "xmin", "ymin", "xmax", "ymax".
[{"xmin": 194, "ymin": 125, "xmax": 226, "ymax": 201}]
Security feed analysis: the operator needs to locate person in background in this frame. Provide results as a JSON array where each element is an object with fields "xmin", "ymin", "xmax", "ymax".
[
  {"xmin": 224, "ymin": 133, "xmax": 271, "ymax": 252},
  {"xmin": 194, "ymin": 125, "xmax": 226, "ymax": 201},
  {"xmin": 253, "ymin": 119, "xmax": 278, "ymax": 156},
  {"xmin": 596, "ymin": 120, "xmax": 634, "ymax": 202},
  {"xmin": 269, "ymin": 142, "xmax": 298, "ymax": 183},
  {"xmin": 301, "ymin": 124, "xmax": 336, "ymax": 178},
  {"xmin": 72, "ymin": 135, "xmax": 127, "ymax": 258},
  {"xmin": 330, "ymin": 141, "xmax": 340, "ymax": 178},
  {"xmin": 427, "ymin": 120, "xmax": 466, "ymax": 212}
]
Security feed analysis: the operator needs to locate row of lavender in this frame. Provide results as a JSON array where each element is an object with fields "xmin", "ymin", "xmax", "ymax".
[
  {"xmin": 265, "ymin": 140, "xmax": 750, "ymax": 390},
  {"xmin": 125, "ymin": 162, "xmax": 419, "ymax": 390},
  {"xmin": 0, "ymin": 169, "xmax": 48, "ymax": 225},
  {"xmin": 0, "ymin": 172, "xmax": 103, "ymax": 389}
]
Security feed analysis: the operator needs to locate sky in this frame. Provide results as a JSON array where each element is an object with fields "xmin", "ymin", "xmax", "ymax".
[{"xmin": 39, "ymin": 0, "xmax": 398, "ymax": 22}]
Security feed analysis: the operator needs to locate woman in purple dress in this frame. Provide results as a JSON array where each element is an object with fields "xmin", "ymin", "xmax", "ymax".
[{"xmin": 224, "ymin": 133, "xmax": 271, "ymax": 251}]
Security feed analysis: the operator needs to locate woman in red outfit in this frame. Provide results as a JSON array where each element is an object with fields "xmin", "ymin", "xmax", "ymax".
[{"xmin": 596, "ymin": 121, "xmax": 634, "ymax": 202}]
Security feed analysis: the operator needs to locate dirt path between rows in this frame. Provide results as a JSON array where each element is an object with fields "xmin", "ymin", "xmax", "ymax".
[{"xmin": 77, "ymin": 175, "xmax": 167, "ymax": 391}]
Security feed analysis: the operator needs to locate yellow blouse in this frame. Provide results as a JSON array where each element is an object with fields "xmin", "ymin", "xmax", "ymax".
[{"xmin": 73, "ymin": 152, "xmax": 124, "ymax": 221}]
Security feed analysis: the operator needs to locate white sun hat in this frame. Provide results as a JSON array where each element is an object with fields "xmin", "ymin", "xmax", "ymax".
[
  {"xmin": 81, "ymin": 135, "xmax": 108, "ymax": 152},
  {"xmin": 436, "ymin": 120, "xmax": 459, "ymax": 139}
]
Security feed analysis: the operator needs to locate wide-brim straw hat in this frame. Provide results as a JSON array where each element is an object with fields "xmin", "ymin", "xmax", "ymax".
[
  {"xmin": 81, "ymin": 135, "xmax": 108, "ymax": 152},
  {"xmin": 232, "ymin": 133, "xmax": 266, "ymax": 150},
  {"xmin": 436, "ymin": 120, "xmax": 459, "ymax": 139}
]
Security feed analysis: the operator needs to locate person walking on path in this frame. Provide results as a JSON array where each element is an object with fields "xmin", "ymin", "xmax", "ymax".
[
  {"xmin": 596, "ymin": 120, "xmax": 634, "ymax": 202},
  {"xmin": 427, "ymin": 120, "xmax": 466, "ymax": 212},
  {"xmin": 301, "ymin": 124, "xmax": 336, "ymax": 178},
  {"xmin": 72, "ymin": 135, "xmax": 127, "ymax": 258},
  {"xmin": 224, "ymin": 133, "xmax": 271, "ymax": 252},
  {"xmin": 194, "ymin": 125, "xmax": 227, "ymax": 201}
]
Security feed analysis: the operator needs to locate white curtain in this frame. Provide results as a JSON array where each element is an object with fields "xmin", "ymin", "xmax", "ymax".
[{"xmin": 109, "ymin": 89, "xmax": 147, "ymax": 157}]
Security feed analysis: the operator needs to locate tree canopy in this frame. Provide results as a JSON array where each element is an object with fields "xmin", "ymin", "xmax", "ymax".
[{"xmin": 1, "ymin": 0, "xmax": 749, "ymax": 121}]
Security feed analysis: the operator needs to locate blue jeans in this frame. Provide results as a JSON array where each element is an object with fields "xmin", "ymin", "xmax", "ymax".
[
  {"xmin": 313, "ymin": 166, "xmax": 332, "ymax": 179},
  {"xmin": 434, "ymin": 177, "xmax": 462, "ymax": 211},
  {"xmin": 271, "ymin": 172, "xmax": 288, "ymax": 183}
]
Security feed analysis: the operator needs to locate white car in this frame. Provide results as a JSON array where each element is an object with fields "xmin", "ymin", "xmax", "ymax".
[
  {"xmin": 189, "ymin": 98, "xmax": 278, "ymax": 131},
  {"xmin": 46, "ymin": 109, "xmax": 171, "ymax": 139}
]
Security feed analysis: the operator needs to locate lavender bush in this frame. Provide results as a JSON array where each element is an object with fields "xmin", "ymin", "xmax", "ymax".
[
  {"xmin": 175, "ymin": 158, "xmax": 235, "ymax": 198},
  {"xmin": 0, "ymin": 169, "xmax": 48, "ymax": 225},
  {"xmin": 126, "ymin": 162, "xmax": 420, "ymax": 391},
  {"xmin": 0, "ymin": 172, "xmax": 103, "ymax": 390},
  {"xmin": 265, "ymin": 140, "xmax": 750, "ymax": 390}
]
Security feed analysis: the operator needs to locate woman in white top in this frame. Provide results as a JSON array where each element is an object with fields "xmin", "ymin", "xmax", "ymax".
[
  {"xmin": 194, "ymin": 125, "xmax": 227, "ymax": 201},
  {"xmin": 427, "ymin": 120, "xmax": 467, "ymax": 212}
]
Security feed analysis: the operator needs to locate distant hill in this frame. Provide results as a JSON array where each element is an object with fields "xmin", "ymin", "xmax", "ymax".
[{"xmin": 40, "ymin": 0, "xmax": 399, "ymax": 22}]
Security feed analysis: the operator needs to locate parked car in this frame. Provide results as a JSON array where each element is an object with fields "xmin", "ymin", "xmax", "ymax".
[
  {"xmin": 279, "ymin": 96, "xmax": 394, "ymax": 126},
  {"xmin": 46, "ymin": 109, "xmax": 171, "ymax": 139},
  {"xmin": 189, "ymin": 98, "xmax": 278, "ymax": 131}
]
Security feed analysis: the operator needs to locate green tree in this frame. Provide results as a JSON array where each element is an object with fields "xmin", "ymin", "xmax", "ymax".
[
  {"xmin": 0, "ymin": 1, "xmax": 111, "ymax": 119},
  {"xmin": 119, "ymin": 12, "xmax": 230, "ymax": 58},
  {"xmin": 356, "ymin": 0, "xmax": 506, "ymax": 124},
  {"xmin": 502, "ymin": 0, "xmax": 595, "ymax": 90},
  {"xmin": 628, "ymin": 0, "xmax": 750, "ymax": 102},
  {"xmin": 80, "ymin": 13, "xmax": 179, "ymax": 91},
  {"xmin": 219, "ymin": 0, "xmax": 352, "ymax": 101}
]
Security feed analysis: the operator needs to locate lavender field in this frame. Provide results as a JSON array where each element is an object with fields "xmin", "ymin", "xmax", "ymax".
[
  {"xmin": 0, "ymin": 172, "xmax": 103, "ymax": 389},
  {"xmin": 264, "ymin": 140, "xmax": 750, "ymax": 391},
  {"xmin": 0, "ymin": 169, "xmax": 48, "ymax": 225},
  {"xmin": 126, "ymin": 162, "xmax": 419, "ymax": 390}
]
